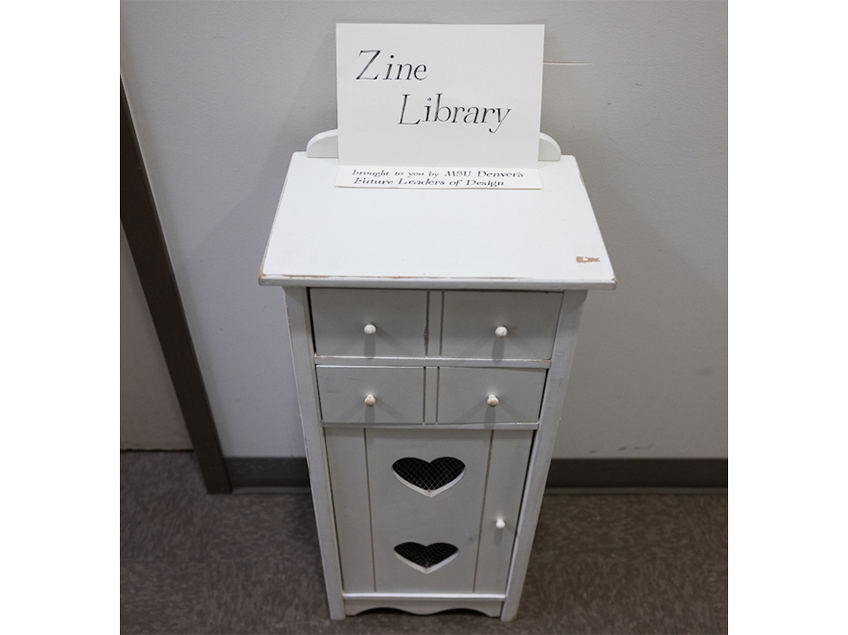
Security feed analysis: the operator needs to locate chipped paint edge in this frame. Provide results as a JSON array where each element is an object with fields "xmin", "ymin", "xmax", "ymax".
[{"xmin": 258, "ymin": 274, "xmax": 617, "ymax": 291}]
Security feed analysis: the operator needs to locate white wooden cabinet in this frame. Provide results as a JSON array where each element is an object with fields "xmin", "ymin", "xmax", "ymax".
[{"xmin": 259, "ymin": 132, "xmax": 615, "ymax": 620}]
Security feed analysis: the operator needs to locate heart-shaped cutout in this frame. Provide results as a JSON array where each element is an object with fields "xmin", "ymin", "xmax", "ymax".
[
  {"xmin": 392, "ymin": 457, "xmax": 465, "ymax": 497},
  {"xmin": 394, "ymin": 542, "xmax": 459, "ymax": 574}
]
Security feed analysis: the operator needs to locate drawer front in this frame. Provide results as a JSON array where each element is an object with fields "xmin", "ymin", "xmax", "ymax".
[
  {"xmin": 316, "ymin": 366, "xmax": 424, "ymax": 424},
  {"xmin": 438, "ymin": 367, "xmax": 547, "ymax": 423},
  {"xmin": 310, "ymin": 289, "xmax": 427, "ymax": 358},
  {"xmin": 440, "ymin": 291, "xmax": 562, "ymax": 360}
]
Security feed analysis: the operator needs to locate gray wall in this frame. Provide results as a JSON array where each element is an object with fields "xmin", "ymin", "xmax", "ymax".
[{"xmin": 120, "ymin": 1, "xmax": 727, "ymax": 459}]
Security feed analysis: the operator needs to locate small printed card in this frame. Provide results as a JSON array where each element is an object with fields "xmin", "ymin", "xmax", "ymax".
[
  {"xmin": 335, "ymin": 24, "xmax": 544, "ymax": 189},
  {"xmin": 335, "ymin": 166, "xmax": 540, "ymax": 189}
]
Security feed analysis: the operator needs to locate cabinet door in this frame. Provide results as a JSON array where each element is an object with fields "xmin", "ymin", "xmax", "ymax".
[
  {"xmin": 310, "ymin": 288, "xmax": 427, "ymax": 357},
  {"xmin": 441, "ymin": 291, "xmax": 562, "ymax": 360},
  {"xmin": 362, "ymin": 428, "xmax": 531, "ymax": 594},
  {"xmin": 316, "ymin": 366, "xmax": 424, "ymax": 424},
  {"xmin": 475, "ymin": 430, "xmax": 533, "ymax": 594},
  {"xmin": 438, "ymin": 367, "xmax": 547, "ymax": 423},
  {"xmin": 366, "ymin": 429, "xmax": 489, "ymax": 593}
]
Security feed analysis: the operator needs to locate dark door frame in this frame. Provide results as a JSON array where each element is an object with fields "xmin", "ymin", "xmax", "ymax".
[{"xmin": 121, "ymin": 81, "xmax": 231, "ymax": 494}]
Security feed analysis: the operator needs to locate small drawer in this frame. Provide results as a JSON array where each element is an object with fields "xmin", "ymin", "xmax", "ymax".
[
  {"xmin": 310, "ymin": 289, "xmax": 427, "ymax": 358},
  {"xmin": 440, "ymin": 291, "xmax": 562, "ymax": 360},
  {"xmin": 437, "ymin": 367, "xmax": 547, "ymax": 423},
  {"xmin": 316, "ymin": 366, "xmax": 424, "ymax": 424}
]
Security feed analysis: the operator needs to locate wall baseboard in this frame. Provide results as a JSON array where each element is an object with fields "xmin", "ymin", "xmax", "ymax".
[
  {"xmin": 545, "ymin": 458, "xmax": 727, "ymax": 488},
  {"xmin": 226, "ymin": 457, "xmax": 727, "ymax": 490},
  {"xmin": 226, "ymin": 457, "xmax": 311, "ymax": 489}
]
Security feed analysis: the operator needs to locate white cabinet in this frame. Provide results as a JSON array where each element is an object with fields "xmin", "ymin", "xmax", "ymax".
[
  {"xmin": 311, "ymin": 289, "xmax": 552, "ymax": 618},
  {"xmin": 260, "ymin": 133, "xmax": 615, "ymax": 620}
]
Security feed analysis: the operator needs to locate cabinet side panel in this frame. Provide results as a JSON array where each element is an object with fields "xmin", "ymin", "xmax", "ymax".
[
  {"xmin": 474, "ymin": 430, "xmax": 533, "ymax": 594},
  {"xmin": 325, "ymin": 427, "xmax": 375, "ymax": 592},
  {"xmin": 501, "ymin": 290, "xmax": 587, "ymax": 621},
  {"xmin": 283, "ymin": 287, "xmax": 346, "ymax": 619}
]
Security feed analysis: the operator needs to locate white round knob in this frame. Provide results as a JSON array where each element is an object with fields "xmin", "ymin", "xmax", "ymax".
[
  {"xmin": 495, "ymin": 519, "xmax": 506, "ymax": 529},
  {"xmin": 364, "ymin": 394, "xmax": 376, "ymax": 407},
  {"xmin": 487, "ymin": 394, "xmax": 499, "ymax": 407},
  {"xmin": 364, "ymin": 324, "xmax": 377, "ymax": 335},
  {"xmin": 495, "ymin": 326, "xmax": 508, "ymax": 338}
]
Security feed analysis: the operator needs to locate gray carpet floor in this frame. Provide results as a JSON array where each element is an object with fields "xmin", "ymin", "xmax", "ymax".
[{"xmin": 121, "ymin": 452, "xmax": 727, "ymax": 634}]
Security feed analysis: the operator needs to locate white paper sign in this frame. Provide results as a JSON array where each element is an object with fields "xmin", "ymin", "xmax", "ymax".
[
  {"xmin": 335, "ymin": 166, "xmax": 542, "ymax": 189},
  {"xmin": 335, "ymin": 24, "xmax": 544, "ymax": 189}
]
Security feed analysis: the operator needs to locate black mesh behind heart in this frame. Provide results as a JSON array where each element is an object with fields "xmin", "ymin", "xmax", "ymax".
[
  {"xmin": 392, "ymin": 457, "xmax": 465, "ymax": 491},
  {"xmin": 394, "ymin": 542, "xmax": 458, "ymax": 569}
]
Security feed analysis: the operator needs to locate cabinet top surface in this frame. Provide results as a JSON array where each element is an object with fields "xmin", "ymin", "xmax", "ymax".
[{"xmin": 260, "ymin": 153, "xmax": 615, "ymax": 290}]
